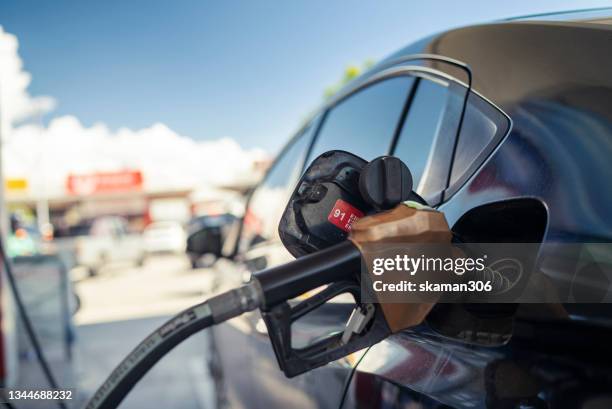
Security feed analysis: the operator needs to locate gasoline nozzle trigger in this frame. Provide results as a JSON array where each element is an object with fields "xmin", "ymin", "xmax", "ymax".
[{"xmin": 255, "ymin": 151, "xmax": 449, "ymax": 377}]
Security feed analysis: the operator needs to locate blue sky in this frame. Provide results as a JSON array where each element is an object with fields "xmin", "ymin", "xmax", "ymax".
[{"xmin": 1, "ymin": 0, "xmax": 611, "ymax": 153}]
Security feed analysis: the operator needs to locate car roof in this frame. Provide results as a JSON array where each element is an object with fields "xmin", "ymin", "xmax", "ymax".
[{"xmin": 504, "ymin": 7, "xmax": 612, "ymax": 24}]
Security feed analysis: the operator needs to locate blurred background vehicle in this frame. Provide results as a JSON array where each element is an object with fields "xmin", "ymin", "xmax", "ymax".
[
  {"xmin": 186, "ymin": 213, "xmax": 237, "ymax": 268},
  {"xmin": 74, "ymin": 216, "xmax": 144, "ymax": 276},
  {"xmin": 143, "ymin": 221, "xmax": 186, "ymax": 255}
]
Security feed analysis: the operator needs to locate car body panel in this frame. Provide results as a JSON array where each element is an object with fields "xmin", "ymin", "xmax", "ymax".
[{"xmin": 75, "ymin": 216, "xmax": 144, "ymax": 272}]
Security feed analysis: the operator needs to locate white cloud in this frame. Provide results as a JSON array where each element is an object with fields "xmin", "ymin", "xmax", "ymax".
[
  {"xmin": 0, "ymin": 27, "xmax": 56, "ymax": 135},
  {"xmin": 0, "ymin": 26, "xmax": 267, "ymax": 198}
]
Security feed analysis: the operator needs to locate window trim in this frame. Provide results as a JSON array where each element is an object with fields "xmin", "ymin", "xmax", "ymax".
[
  {"xmin": 323, "ymin": 65, "xmax": 468, "ymax": 112},
  {"xmin": 392, "ymin": 79, "xmax": 470, "ymax": 205},
  {"xmin": 316, "ymin": 61, "xmax": 511, "ymax": 206},
  {"xmin": 306, "ymin": 65, "xmax": 463, "ymax": 167},
  {"xmin": 311, "ymin": 64, "xmax": 473, "ymax": 205}
]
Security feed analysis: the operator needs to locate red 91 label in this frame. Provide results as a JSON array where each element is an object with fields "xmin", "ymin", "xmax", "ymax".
[{"xmin": 327, "ymin": 199, "xmax": 364, "ymax": 232}]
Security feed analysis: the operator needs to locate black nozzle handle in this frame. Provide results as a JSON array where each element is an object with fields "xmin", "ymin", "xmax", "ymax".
[{"xmin": 254, "ymin": 241, "xmax": 362, "ymax": 310}]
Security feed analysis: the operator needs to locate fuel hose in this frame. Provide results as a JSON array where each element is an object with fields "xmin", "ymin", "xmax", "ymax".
[
  {"xmin": 85, "ymin": 241, "xmax": 360, "ymax": 409},
  {"xmin": 84, "ymin": 282, "xmax": 262, "ymax": 409}
]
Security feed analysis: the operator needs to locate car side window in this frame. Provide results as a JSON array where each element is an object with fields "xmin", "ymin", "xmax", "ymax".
[
  {"xmin": 393, "ymin": 74, "xmax": 510, "ymax": 203},
  {"xmin": 393, "ymin": 78, "xmax": 450, "ymax": 198},
  {"xmin": 307, "ymin": 77, "xmax": 415, "ymax": 162},
  {"xmin": 241, "ymin": 123, "xmax": 315, "ymax": 249},
  {"xmin": 448, "ymin": 93, "xmax": 511, "ymax": 190}
]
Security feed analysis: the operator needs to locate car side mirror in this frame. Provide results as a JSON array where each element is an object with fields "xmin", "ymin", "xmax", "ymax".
[{"xmin": 186, "ymin": 226, "xmax": 224, "ymax": 267}]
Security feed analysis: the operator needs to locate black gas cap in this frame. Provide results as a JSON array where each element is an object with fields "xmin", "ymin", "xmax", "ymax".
[{"xmin": 358, "ymin": 156, "xmax": 413, "ymax": 210}]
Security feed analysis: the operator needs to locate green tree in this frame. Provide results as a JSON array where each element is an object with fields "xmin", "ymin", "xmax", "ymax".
[{"xmin": 324, "ymin": 60, "xmax": 375, "ymax": 99}]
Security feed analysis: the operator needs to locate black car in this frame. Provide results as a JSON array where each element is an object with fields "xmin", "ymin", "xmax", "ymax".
[
  {"xmin": 186, "ymin": 214, "xmax": 237, "ymax": 268},
  {"xmin": 208, "ymin": 9, "xmax": 612, "ymax": 409}
]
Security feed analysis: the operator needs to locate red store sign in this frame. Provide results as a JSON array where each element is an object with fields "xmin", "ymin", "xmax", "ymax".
[{"xmin": 66, "ymin": 170, "xmax": 143, "ymax": 195}]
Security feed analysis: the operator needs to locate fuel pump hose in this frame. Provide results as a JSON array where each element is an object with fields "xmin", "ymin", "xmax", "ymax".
[
  {"xmin": 84, "ymin": 282, "xmax": 262, "ymax": 409},
  {"xmin": 85, "ymin": 241, "xmax": 360, "ymax": 409}
]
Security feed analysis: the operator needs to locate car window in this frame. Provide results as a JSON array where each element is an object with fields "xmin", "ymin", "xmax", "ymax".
[
  {"xmin": 241, "ymin": 123, "xmax": 315, "ymax": 249},
  {"xmin": 393, "ymin": 78, "xmax": 450, "ymax": 197},
  {"xmin": 393, "ymin": 75, "xmax": 509, "ymax": 203},
  {"xmin": 448, "ymin": 93, "xmax": 511, "ymax": 189},
  {"xmin": 307, "ymin": 77, "xmax": 415, "ymax": 162}
]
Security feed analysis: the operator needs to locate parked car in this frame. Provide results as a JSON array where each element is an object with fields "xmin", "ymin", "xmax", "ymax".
[
  {"xmin": 143, "ymin": 221, "xmax": 187, "ymax": 255},
  {"xmin": 208, "ymin": 9, "xmax": 612, "ymax": 409},
  {"xmin": 74, "ymin": 216, "xmax": 144, "ymax": 275},
  {"xmin": 185, "ymin": 214, "xmax": 237, "ymax": 268}
]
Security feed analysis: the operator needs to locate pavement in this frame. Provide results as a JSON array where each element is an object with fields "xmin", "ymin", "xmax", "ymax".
[{"xmin": 72, "ymin": 255, "xmax": 218, "ymax": 409}]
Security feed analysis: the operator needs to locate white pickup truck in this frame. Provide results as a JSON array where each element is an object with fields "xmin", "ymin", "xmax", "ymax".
[{"xmin": 74, "ymin": 216, "xmax": 145, "ymax": 275}]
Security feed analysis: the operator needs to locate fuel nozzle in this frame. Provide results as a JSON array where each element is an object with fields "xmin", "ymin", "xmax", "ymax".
[
  {"xmin": 257, "ymin": 150, "xmax": 452, "ymax": 377},
  {"xmin": 278, "ymin": 151, "xmax": 422, "ymax": 258},
  {"xmin": 266, "ymin": 152, "xmax": 421, "ymax": 308}
]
